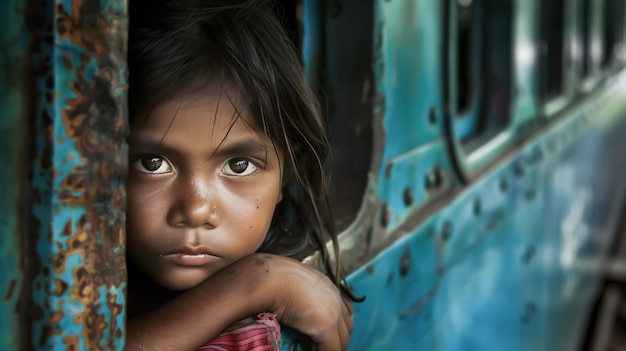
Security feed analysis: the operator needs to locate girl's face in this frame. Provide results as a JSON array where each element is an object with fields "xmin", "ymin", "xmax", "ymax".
[{"xmin": 126, "ymin": 84, "xmax": 283, "ymax": 291}]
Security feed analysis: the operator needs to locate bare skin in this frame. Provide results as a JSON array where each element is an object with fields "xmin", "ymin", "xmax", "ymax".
[
  {"xmin": 126, "ymin": 254, "xmax": 354, "ymax": 350},
  {"xmin": 125, "ymin": 84, "xmax": 353, "ymax": 350}
]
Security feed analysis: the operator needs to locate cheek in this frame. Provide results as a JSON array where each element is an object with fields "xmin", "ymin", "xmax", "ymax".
[
  {"xmin": 222, "ymin": 186, "xmax": 281, "ymax": 237},
  {"xmin": 126, "ymin": 180, "xmax": 169, "ymax": 239}
]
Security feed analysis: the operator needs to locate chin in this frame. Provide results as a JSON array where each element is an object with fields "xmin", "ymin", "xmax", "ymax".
[{"xmin": 158, "ymin": 271, "xmax": 210, "ymax": 291}]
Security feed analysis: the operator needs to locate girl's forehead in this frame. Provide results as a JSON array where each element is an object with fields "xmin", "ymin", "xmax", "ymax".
[
  {"xmin": 130, "ymin": 83, "xmax": 266, "ymax": 146},
  {"xmin": 170, "ymin": 82, "xmax": 247, "ymax": 118}
]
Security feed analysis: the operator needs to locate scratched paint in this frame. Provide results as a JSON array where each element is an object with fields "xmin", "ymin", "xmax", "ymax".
[{"xmin": 26, "ymin": 0, "xmax": 128, "ymax": 350}]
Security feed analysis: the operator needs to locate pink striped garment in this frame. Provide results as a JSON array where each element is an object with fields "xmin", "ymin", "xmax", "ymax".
[{"xmin": 197, "ymin": 313, "xmax": 281, "ymax": 351}]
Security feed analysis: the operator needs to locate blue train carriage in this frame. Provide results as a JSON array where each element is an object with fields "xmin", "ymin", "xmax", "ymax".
[
  {"xmin": 301, "ymin": 0, "xmax": 626, "ymax": 350},
  {"xmin": 2, "ymin": 0, "xmax": 626, "ymax": 350}
]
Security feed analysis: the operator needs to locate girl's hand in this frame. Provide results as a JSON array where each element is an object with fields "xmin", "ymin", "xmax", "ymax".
[
  {"xmin": 247, "ymin": 254, "xmax": 355, "ymax": 351},
  {"xmin": 126, "ymin": 253, "xmax": 354, "ymax": 351}
]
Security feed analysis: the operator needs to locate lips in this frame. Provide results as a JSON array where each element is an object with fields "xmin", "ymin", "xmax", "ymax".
[{"xmin": 160, "ymin": 246, "xmax": 219, "ymax": 266}]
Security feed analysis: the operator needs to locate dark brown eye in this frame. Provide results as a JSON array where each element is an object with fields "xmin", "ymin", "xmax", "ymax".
[
  {"xmin": 133, "ymin": 155, "xmax": 172, "ymax": 174},
  {"xmin": 230, "ymin": 159, "xmax": 249, "ymax": 173},
  {"xmin": 142, "ymin": 157, "xmax": 162, "ymax": 171},
  {"xmin": 223, "ymin": 158, "xmax": 258, "ymax": 176}
]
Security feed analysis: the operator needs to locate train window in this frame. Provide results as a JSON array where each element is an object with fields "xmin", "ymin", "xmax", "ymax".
[
  {"xmin": 451, "ymin": 0, "xmax": 513, "ymax": 148},
  {"xmin": 539, "ymin": 0, "xmax": 565, "ymax": 102},
  {"xmin": 455, "ymin": 0, "xmax": 481, "ymax": 141},
  {"xmin": 323, "ymin": 0, "xmax": 375, "ymax": 231},
  {"xmin": 480, "ymin": 0, "xmax": 513, "ymax": 138},
  {"xmin": 279, "ymin": 0, "xmax": 374, "ymax": 231},
  {"xmin": 447, "ymin": 0, "xmax": 513, "ymax": 180},
  {"xmin": 580, "ymin": 0, "xmax": 592, "ymax": 79},
  {"xmin": 602, "ymin": 0, "xmax": 626, "ymax": 68},
  {"xmin": 457, "ymin": 0, "xmax": 474, "ymax": 114}
]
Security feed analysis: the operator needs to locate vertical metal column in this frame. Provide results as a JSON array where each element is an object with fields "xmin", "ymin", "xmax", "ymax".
[
  {"xmin": 0, "ymin": 0, "xmax": 30, "ymax": 349},
  {"xmin": 1, "ymin": 0, "xmax": 128, "ymax": 349}
]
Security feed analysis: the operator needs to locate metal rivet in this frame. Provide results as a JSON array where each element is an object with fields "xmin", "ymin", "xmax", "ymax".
[
  {"xmin": 441, "ymin": 222, "xmax": 453, "ymax": 241},
  {"xmin": 499, "ymin": 177, "xmax": 508, "ymax": 192},
  {"xmin": 514, "ymin": 163, "xmax": 525, "ymax": 177},
  {"xmin": 428, "ymin": 106, "xmax": 437, "ymax": 125},
  {"xmin": 473, "ymin": 198, "xmax": 481, "ymax": 216},
  {"xmin": 425, "ymin": 166, "xmax": 444, "ymax": 190},
  {"xmin": 522, "ymin": 246, "xmax": 536, "ymax": 264},
  {"xmin": 399, "ymin": 246, "xmax": 410, "ymax": 277},
  {"xmin": 403, "ymin": 187, "xmax": 413, "ymax": 207}
]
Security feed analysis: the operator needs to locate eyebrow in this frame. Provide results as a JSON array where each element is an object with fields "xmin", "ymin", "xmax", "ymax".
[
  {"xmin": 212, "ymin": 137, "xmax": 270, "ymax": 159},
  {"xmin": 127, "ymin": 135, "xmax": 271, "ymax": 159}
]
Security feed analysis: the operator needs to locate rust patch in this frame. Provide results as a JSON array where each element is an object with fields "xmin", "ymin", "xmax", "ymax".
[
  {"xmin": 53, "ymin": 252, "xmax": 66, "ymax": 273},
  {"xmin": 380, "ymin": 204, "xmax": 390, "ymax": 228},
  {"xmin": 62, "ymin": 336, "xmax": 79, "ymax": 351},
  {"xmin": 63, "ymin": 221, "xmax": 72, "ymax": 236},
  {"xmin": 53, "ymin": 279, "xmax": 69, "ymax": 296},
  {"xmin": 399, "ymin": 245, "xmax": 410, "ymax": 277},
  {"xmin": 50, "ymin": 311, "xmax": 63, "ymax": 324},
  {"xmin": 28, "ymin": 1, "xmax": 129, "ymax": 349},
  {"xmin": 3, "ymin": 279, "xmax": 17, "ymax": 301},
  {"xmin": 384, "ymin": 162, "xmax": 393, "ymax": 179}
]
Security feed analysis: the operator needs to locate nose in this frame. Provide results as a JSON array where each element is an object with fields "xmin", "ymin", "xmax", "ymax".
[{"xmin": 167, "ymin": 177, "xmax": 220, "ymax": 229}]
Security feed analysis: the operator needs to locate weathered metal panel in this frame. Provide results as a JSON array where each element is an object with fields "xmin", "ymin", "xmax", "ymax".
[
  {"xmin": 368, "ymin": 0, "xmax": 460, "ymax": 254},
  {"xmin": 0, "ymin": 0, "xmax": 30, "ymax": 349},
  {"xmin": 0, "ymin": 0, "xmax": 128, "ymax": 349},
  {"xmin": 30, "ymin": 0, "xmax": 128, "ymax": 349},
  {"xmin": 343, "ymin": 77, "xmax": 626, "ymax": 350},
  {"xmin": 282, "ymin": 0, "xmax": 626, "ymax": 348}
]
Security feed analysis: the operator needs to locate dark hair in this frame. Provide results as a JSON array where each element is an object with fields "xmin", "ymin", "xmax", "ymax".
[{"xmin": 128, "ymin": 0, "xmax": 355, "ymax": 299}]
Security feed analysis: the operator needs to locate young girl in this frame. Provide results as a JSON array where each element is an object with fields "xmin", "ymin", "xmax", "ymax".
[{"xmin": 125, "ymin": 0, "xmax": 357, "ymax": 350}]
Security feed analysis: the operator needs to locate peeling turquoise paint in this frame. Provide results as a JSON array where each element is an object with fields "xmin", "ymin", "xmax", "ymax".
[{"xmin": 1, "ymin": 0, "xmax": 128, "ymax": 350}]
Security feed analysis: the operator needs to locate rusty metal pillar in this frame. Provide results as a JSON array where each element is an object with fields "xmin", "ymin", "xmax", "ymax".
[
  {"xmin": 0, "ymin": 0, "xmax": 31, "ymax": 349},
  {"xmin": 1, "ymin": 0, "xmax": 128, "ymax": 350}
]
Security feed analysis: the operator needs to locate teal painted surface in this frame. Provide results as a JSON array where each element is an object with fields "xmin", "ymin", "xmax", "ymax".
[
  {"xmin": 30, "ymin": 0, "xmax": 128, "ymax": 348},
  {"xmin": 376, "ymin": 0, "xmax": 445, "ymax": 160},
  {"xmin": 0, "ymin": 0, "xmax": 29, "ymax": 349},
  {"xmin": 344, "ymin": 80, "xmax": 626, "ymax": 350},
  {"xmin": 301, "ymin": 0, "xmax": 322, "ymax": 88},
  {"xmin": 1, "ymin": 0, "xmax": 128, "ymax": 349},
  {"xmin": 372, "ymin": 0, "xmax": 460, "ymax": 245},
  {"xmin": 280, "ymin": 0, "xmax": 626, "ymax": 349}
]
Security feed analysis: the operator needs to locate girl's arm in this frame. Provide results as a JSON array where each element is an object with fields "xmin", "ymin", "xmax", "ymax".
[{"xmin": 126, "ymin": 253, "xmax": 354, "ymax": 351}]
